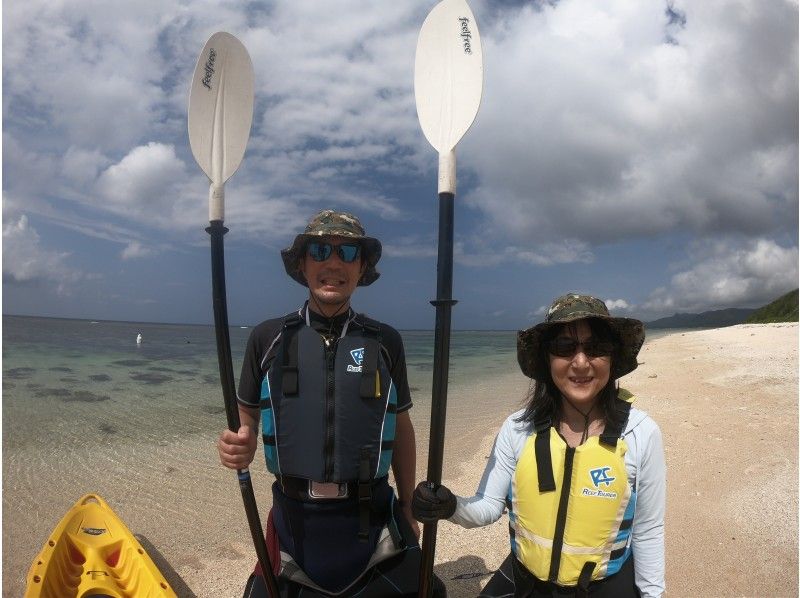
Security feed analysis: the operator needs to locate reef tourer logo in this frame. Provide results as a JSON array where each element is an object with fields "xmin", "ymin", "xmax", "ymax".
[
  {"xmin": 347, "ymin": 348, "xmax": 364, "ymax": 372},
  {"xmin": 582, "ymin": 466, "xmax": 618, "ymax": 499},
  {"xmin": 590, "ymin": 466, "xmax": 615, "ymax": 488}
]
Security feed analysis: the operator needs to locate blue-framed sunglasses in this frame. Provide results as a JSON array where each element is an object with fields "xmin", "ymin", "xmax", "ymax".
[{"xmin": 306, "ymin": 241, "xmax": 361, "ymax": 263}]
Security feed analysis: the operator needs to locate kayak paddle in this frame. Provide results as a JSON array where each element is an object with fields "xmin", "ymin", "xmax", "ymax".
[
  {"xmin": 188, "ymin": 31, "xmax": 279, "ymax": 597},
  {"xmin": 414, "ymin": 1, "xmax": 483, "ymax": 595}
]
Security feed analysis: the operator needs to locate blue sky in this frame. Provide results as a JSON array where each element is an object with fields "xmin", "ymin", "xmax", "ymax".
[{"xmin": 3, "ymin": 0, "xmax": 798, "ymax": 330}]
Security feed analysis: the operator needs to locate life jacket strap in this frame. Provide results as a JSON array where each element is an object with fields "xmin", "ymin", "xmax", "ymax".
[
  {"xmin": 576, "ymin": 561, "xmax": 595, "ymax": 598},
  {"xmin": 358, "ymin": 448, "xmax": 372, "ymax": 542},
  {"xmin": 280, "ymin": 314, "xmax": 303, "ymax": 396},
  {"xmin": 599, "ymin": 397, "xmax": 632, "ymax": 447},
  {"xmin": 533, "ymin": 412, "xmax": 557, "ymax": 492}
]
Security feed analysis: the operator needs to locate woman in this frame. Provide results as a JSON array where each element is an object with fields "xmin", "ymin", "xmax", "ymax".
[{"xmin": 413, "ymin": 293, "xmax": 665, "ymax": 597}]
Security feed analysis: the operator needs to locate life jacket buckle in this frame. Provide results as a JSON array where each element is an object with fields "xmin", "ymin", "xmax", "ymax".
[{"xmin": 308, "ymin": 481, "xmax": 349, "ymax": 499}]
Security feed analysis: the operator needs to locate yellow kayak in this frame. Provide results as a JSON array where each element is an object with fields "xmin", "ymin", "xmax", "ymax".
[{"xmin": 25, "ymin": 494, "xmax": 177, "ymax": 598}]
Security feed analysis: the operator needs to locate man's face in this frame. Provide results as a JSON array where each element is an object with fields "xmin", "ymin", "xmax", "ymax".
[{"xmin": 300, "ymin": 236, "xmax": 365, "ymax": 311}]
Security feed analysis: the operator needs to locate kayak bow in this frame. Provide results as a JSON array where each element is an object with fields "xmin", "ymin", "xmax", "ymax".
[{"xmin": 25, "ymin": 494, "xmax": 177, "ymax": 598}]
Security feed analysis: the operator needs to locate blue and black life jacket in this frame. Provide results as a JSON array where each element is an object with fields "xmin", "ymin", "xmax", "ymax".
[{"xmin": 258, "ymin": 310, "xmax": 398, "ymax": 484}]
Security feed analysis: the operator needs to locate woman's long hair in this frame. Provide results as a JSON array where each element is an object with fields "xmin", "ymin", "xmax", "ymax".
[{"xmin": 516, "ymin": 318, "xmax": 625, "ymax": 431}]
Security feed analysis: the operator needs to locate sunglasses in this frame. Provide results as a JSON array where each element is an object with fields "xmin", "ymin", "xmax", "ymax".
[
  {"xmin": 306, "ymin": 241, "xmax": 361, "ymax": 263},
  {"xmin": 547, "ymin": 338, "xmax": 615, "ymax": 358}
]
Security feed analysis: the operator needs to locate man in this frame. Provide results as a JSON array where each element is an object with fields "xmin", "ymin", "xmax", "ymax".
[{"xmin": 218, "ymin": 209, "xmax": 422, "ymax": 597}]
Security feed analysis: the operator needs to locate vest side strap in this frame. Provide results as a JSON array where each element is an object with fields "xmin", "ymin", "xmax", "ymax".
[
  {"xmin": 358, "ymin": 448, "xmax": 372, "ymax": 542},
  {"xmin": 576, "ymin": 561, "xmax": 595, "ymax": 598}
]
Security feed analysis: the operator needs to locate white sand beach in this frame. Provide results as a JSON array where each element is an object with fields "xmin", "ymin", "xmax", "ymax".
[{"xmin": 4, "ymin": 323, "xmax": 798, "ymax": 597}]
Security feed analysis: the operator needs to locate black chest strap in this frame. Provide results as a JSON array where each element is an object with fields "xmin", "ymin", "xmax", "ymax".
[
  {"xmin": 533, "ymin": 413, "xmax": 557, "ymax": 492},
  {"xmin": 534, "ymin": 397, "xmax": 632, "ymax": 493},
  {"xmin": 599, "ymin": 398, "xmax": 632, "ymax": 448},
  {"xmin": 279, "ymin": 313, "xmax": 304, "ymax": 396}
]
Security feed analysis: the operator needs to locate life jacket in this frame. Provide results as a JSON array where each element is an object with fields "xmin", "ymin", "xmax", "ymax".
[
  {"xmin": 508, "ymin": 391, "xmax": 636, "ymax": 590},
  {"xmin": 259, "ymin": 310, "xmax": 397, "ymax": 483},
  {"xmin": 254, "ymin": 308, "xmax": 410, "ymax": 593}
]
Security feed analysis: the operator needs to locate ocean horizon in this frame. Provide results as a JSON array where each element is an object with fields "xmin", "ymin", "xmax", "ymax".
[{"xmin": 2, "ymin": 313, "xmax": 676, "ymax": 449}]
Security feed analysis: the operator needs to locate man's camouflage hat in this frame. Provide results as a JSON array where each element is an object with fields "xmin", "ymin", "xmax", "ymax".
[
  {"xmin": 517, "ymin": 293, "xmax": 645, "ymax": 381},
  {"xmin": 281, "ymin": 209, "xmax": 382, "ymax": 287}
]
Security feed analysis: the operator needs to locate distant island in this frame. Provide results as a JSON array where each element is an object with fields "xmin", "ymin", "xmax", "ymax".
[{"xmin": 645, "ymin": 289, "xmax": 798, "ymax": 329}]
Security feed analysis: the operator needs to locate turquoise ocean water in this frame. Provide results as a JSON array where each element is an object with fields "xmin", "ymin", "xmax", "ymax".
[
  {"xmin": 2, "ymin": 314, "xmax": 673, "ymax": 454},
  {"xmin": 1, "ymin": 316, "xmax": 523, "ymax": 451}
]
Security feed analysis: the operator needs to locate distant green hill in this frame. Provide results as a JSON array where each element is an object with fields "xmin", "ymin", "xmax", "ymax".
[
  {"xmin": 645, "ymin": 308, "xmax": 755, "ymax": 329},
  {"xmin": 744, "ymin": 289, "xmax": 799, "ymax": 323}
]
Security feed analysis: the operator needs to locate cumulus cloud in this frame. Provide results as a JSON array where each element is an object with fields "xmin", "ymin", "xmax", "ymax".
[
  {"xmin": 94, "ymin": 142, "xmax": 190, "ymax": 226},
  {"xmin": 2, "ymin": 215, "xmax": 83, "ymax": 293},
  {"xmin": 5, "ymin": 0, "xmax": 795, "ymax": 248},
  {"xmin": 2, "ymin": 0, "xmax": 796, "ymax": 325},
  {"xmin": 464, "ymin": 0, "xmax": 798, "ymax": 246},
  {"xmin": 61, "ymin": 147, "xmax": 111, "ymax": 186},
  {"xmin": 642, "ymin": 238, "xmax": 798, "ymax": 314}
]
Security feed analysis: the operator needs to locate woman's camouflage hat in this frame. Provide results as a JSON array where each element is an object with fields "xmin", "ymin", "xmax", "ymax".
[
  {"xmin": 281, "ymin": 209, "xmax": 382, "ymax": 287},
  {"xmin": 517, "ymin": 293, "xmax": 645, "ymax": 381}
]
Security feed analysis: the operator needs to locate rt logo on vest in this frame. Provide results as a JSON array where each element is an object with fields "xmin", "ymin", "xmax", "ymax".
[
  {"xmin": 582, "ymin": 467, "xmax": 618, "ymax": 499},
  {"xmin": 348, "ymin": 348, "xmax": 365, "ymax": 372}
]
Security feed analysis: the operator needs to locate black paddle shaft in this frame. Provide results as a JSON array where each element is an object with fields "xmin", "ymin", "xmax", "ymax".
[
  {"xmin": 207, "ymin": 221, "xmax": 280, "ymax": 597},
  {"xmin": 419, "ymin": 193, "xmax": 457, "ymax": 597}
]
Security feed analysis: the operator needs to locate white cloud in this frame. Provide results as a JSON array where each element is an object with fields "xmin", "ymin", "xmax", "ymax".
[
  {"xmin": 463, "ymin": 0, "xmax": 798, "ymax": 245},
  {"xmin": 642, "ymin": 238, "xmax": 798, "ymax": 314},
  {"xmin": 1, "ymin": 0, "xmax": 796, "ymax": 326},
  {"xmin": 605, "ymin": 299, "xmax": 631, "ymax": 311},
  {"xmin": 120, "ymin": 242, "xmax": 157, "ymax": 260},
  {"xmin": 95, "ymin": 142, "xmax": 190, "ymax": 226},
  {"xmin": 6, "ymin": 0, "xmax": 794, "ymax": 249},
  {"xmin": 61, "ymin": 147, "xmax": 111, "ymax": 186},
  {"xmin": 2, "ymin": 215, "xmax": 83, "ymax": 293},
  {"xmin": 453, "ymin": 240, "xmax": 594, "ymax": 267}
]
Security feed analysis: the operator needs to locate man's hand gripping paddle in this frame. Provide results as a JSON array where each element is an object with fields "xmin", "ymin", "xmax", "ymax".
[
  {"xmin": 415, "ymin": 1, "xmax": 483, "ymax": 595},
  {"xmin": 188, "ymin": 32, "xmax": 279, "ymax": 597}
]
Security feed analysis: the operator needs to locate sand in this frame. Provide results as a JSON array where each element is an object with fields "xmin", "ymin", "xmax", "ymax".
[{"xmin": 4, "ymin": 323, "xmax": 797, "ymax": 597}]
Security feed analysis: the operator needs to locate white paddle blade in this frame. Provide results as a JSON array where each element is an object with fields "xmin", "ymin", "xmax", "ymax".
[
  {"xmin": 188, "ymin": 32, "xmax": 254, "ymax": 189},
  {"xmin": 415, "ymin": 0, "xmax": 483, "ymax": 156}
]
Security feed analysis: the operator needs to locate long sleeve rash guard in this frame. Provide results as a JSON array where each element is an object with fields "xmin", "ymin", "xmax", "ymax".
[{"xmin": 450, "ymin": 405, "xmax": 666, "ymax": 598}]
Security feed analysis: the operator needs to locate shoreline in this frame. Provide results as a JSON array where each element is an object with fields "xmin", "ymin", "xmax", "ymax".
[{"xmin": 4, "ymin": 323, "xmax": 797, "ymax": 597}]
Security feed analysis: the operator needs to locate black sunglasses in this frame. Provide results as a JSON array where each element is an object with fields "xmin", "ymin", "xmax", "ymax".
[
  {"xmin": 306, "ymin": 241, "xmax": 361, "ymax": 263},
  {"xmin": 547, "ymin": 338, "xmax": 615, "ymax": 358}
]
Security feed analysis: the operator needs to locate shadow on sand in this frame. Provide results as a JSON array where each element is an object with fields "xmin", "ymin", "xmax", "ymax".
[
  {"xmin": 433, "ymin": 552, "xmax": 513, "ymax": 597},
  {"xmin": 136, "ymin": 534, "xmax": 197, "ymax": 598}
]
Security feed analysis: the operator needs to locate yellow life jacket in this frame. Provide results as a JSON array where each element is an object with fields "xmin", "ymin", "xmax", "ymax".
[{"xmin": 509, "ymin": 391, "xmax": 636, "ymax": 588}]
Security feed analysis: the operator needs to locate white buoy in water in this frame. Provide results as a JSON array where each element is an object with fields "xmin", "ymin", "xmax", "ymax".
[{"xmin": 136, "ymin": 333, "xmax": 142, "ymax": 344}]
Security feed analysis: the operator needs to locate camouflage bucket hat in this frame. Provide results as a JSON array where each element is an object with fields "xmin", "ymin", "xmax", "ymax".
[
  {"xmin": 517, "ymin": 293, "xmax": 645, "ymax": 381},
  {"xmin": 281, "ymin": 209, "xmax": 382, "ymax": 287}
]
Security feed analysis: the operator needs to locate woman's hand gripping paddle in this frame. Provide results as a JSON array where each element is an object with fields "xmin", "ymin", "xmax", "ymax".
[
  {"xmin": 188, "ymin": 32, "xmax": 279, "ymax": 597},
  {"xmin": 414, "ymin": 1, "xmax": 483, "ymax": 595}
]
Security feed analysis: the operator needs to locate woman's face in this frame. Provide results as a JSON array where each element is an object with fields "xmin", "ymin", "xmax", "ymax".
[{"xmin": 548, "ymin": 320, "xmax": 612, "ymax": 408}]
